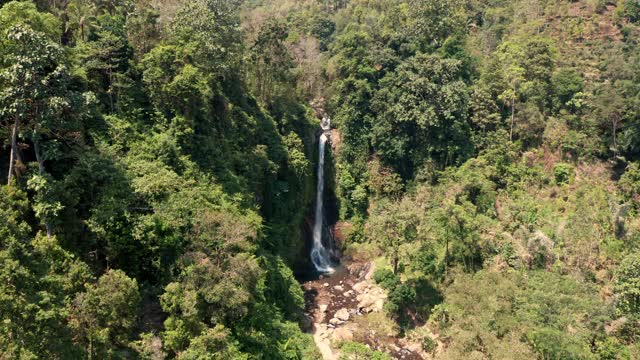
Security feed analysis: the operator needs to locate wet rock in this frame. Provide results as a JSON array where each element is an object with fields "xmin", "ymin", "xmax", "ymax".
[{"xmin": 300, "ymin": 315, "xmax": 313, "ymax": 332}]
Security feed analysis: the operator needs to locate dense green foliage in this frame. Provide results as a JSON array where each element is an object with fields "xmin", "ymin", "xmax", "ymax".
[
  {"xmin": 248, "ymin": 0, "xmax": 640, "ymax": 357},
  {"xmin": 3, "ymin": 0, "xmax": 640, "ymax": 358},
  {"xmin": 0, "ymin": 0, "xmax": 320, "ymax": 358}
]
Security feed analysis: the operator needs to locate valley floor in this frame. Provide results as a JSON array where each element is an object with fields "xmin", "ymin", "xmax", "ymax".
[{"xmin": 303, "ymin": 261, "xmax": 425, "ymax": 359}]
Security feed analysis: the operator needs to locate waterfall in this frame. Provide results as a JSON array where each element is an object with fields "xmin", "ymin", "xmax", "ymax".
[{"xmin": 311, "ymin": 117, "xmax": 334, "ymax": 273}]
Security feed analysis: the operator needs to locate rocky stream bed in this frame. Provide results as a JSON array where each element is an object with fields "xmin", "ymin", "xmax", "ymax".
[{"xmin": 302, "ymin": 261, "xmax": 426, "ymax": 360}]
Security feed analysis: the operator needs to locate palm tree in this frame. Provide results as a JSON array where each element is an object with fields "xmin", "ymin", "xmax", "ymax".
[{"xmin": 65, "ymin": 0, "xmax": 97, "ymax": 42}]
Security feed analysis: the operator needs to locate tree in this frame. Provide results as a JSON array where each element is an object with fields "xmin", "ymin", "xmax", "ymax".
[
  {"xmin": 496, "ymin": 41, "xmax": 525, "ymax": 142},
  {"xmin": 160, "ymin": 209, "xmax": 262, "ymax": 353},
  {"xmin": 177, "ymin": 325, "xmax": 247, "ymax": 360},
  {"xmin": 0, "ymin": 1, "xmax": 61, "ymax": 55},
  {"xmin": 595, "ymin": 82, "xmax": 627, "ymax": 155},
  {"xmin": 367, "ymin": 198, "xmax": 419, "ymax": 274},
  {"xmin": 0, "ymin": 186, "xmax": 90, "ymax": 359},
  {"xmin": 371, "ymin": 53, "xmax": 471, "ymax": 178},
  {"xmin": 0, "ymin": 24, "xmax": 85, "ymax": 237},
  {"xmin": 552, "ymin": 68, "xmax": 584, "ymax": 111},
  {"xmin": 1, "ymin": 25, "xmax": 59, "ymax": 184},
  {"xmin": 125, "ymin": 1, "xmax": 160, "ymax": 56},
  {"xmin": 435, "ymin": 183, "xmax": 489, "ymax": 274},
  {"xmin": 170, "ymin": 0, "xmax": 242, "ymax": 71},
  {"xmin": 624, "ymin": 0, "xmax": 640, "ymax": 23},
  {"xmin": 78, "ymin": 14, "xmax": 133, "ymax": 113},
  {"xmin": 620, "ymin": 162, "xmax": 640, "ymax": 206},
  {"xmin": 615, "ymin": 253, "xmax": 640, "ymax": 316},
  {"xmin": 410, "ymin": 0, "xmax": 466, "ymax": 49},
  {"xmin": 308, "ymin": 13, "xmax": 335, "ymax": 50},
  {"xmin": 69, "ymin": 269, "xmax": 140, "ymax": 359},
  {"xmin": 248, "ymin": 19, "xmax": 294, "ymax": 103},
  {"xmin": 496, "ymin": 37, "xmax": 556, "ymax": 143},
  {"xmin": 64, "ymin": 0, "xmax": 97, "ymax": 43}
]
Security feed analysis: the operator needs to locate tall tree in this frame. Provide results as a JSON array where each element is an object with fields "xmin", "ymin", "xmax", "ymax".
[
  {"xmin": 1, "ymin": 24, "xmax": 84, "ymax": 236},
  {"xmin": 248, "ymin": 19, "xmax": 293, "ymax": 104},
  {"xmin": 371, "ymin": 53, "xmax": 471, "ymax": 178},
  {"xmin": 367, "ymin": 198, "xmax": 419, "ymax": 274}
]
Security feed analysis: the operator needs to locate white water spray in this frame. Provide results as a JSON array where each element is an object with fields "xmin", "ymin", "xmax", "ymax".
[{"xmin": 311, "ymin": 117, "xmax": 334, "ymax": 273}]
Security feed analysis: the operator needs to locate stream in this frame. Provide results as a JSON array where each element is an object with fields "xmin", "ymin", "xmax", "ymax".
[{"xmin": 302, "ymin": 118, "xmax": 425, "ymax": 360}]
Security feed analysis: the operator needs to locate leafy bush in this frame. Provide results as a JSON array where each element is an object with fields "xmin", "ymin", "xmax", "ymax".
[
  {"xmin": 385, "ymin": 284, "xmax": 416, "ymax": 316},
  {"xmin": 620, "ymin": 162, "xmax": 640, "ymax": 204},
  {"xmin": 422, "ymin": 336, "xmax": 436, "ymax": 354},
  {"xmin": 373, "ymin": 268, "xmax": 400, "ymax": 290},
  {"xmin": 625, "ymin": 0, "xmax": 640, "ymax": 22},
  {"xmin": 553, "ymin": 163, "xmax": 573, "ymax": 184},
  {"xmin": 339, "ymin": 341, "xmax": 391, "ymax": 360},
  {"xmin": 615, "ymin": 252, "xmax": 640, "ymax": 315},
  {"xmin": 526, "ymin": 328, "xmax": 592, "ymax": 360},
  {"xmin": 594, "ymin": 337, "xmax": 630, "ymax": 360}
]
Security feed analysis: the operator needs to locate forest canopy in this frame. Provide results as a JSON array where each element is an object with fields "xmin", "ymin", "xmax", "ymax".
[{"xmin": 1, "ymin": 0, "xmax": 640, "ymax": 359}]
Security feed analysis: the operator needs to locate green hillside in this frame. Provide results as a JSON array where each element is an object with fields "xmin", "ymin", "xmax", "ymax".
[{"xmin": 1, "ymin": 0, "xmax": 640, "ymax": 358}]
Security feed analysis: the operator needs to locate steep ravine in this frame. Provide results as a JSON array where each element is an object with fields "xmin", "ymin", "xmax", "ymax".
[
  {"xmin": 302, "ymin": 261, "xmax": 425, "ymax": 359},
  {"xmin": 302, "ymin": 121, "xmax": 425, "ymax": 359}
]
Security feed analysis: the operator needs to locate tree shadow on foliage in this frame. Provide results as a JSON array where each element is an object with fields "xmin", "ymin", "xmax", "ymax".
[{"xmin": 404, "ymin": 276, "xmax": 443, "ymax": 329}]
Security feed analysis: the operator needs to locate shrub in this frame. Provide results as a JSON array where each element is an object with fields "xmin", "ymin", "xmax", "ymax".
[
  {"xmin": 339, "ymin": 341, "xmax": 391, "ymax": 360},
  {"xmin": 373, "ymin": 268, "xmax": 399, "ymax": 290},
  {"xmin": 553, "ymin": 163, "xmax": 573, "ymax": 184},
  {"xmin": 385, "ymin": 284, "xmax": 416, "ymax": 315},
  {"xmin": 422, "ymin": 336, "xmax": 436, "ymax": 354},
  {"xmin": 620, "ymin": 162, "xmax": 640, "ymax": 204},
  {"xmin": 624, "ymin": 0, "xmax": 640, "ymax": 22},
  {"xmin": 615, "ymin": 252, "xmax": 640, "ymax": 315}
]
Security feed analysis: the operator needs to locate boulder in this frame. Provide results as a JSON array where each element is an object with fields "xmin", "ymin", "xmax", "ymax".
[
  {"xmin": 319, "ymin": 304, "xmax": 328, "ymax": 313},
  {"xmin": 332, "ymin": 327, "xmax": 353, "ymax": 342},
  {"xmin": 358, "ymin": 291, "xmax": 386, "ymax": 313},
  {"xmin": 329, "ymin": 317, "xmax": 343, "ymax": 326},
  {"xmin": 406, "ymin": 342, "xmax": 422, "ymax": 353},
  {"xmin": 333, "ymin": 285, "xmax": 344, "ymax": 291},
  {"xmin": 335, "ymin": 308, "xmax": 350, "ymax": 321},
  {"xmin": 364, "ymin": 263, "xmax": 376, "ymax": 280},
  {"xmin": 353, "ymin": 281, "xmax": 368, "ymax": 293},
  {"xmin": 358, "ymin": 294, "xmax": 376, "ymax": 312},
  {"xmin": 373, "ymin": 298, "xmax": 384, "ymax": 312}
]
